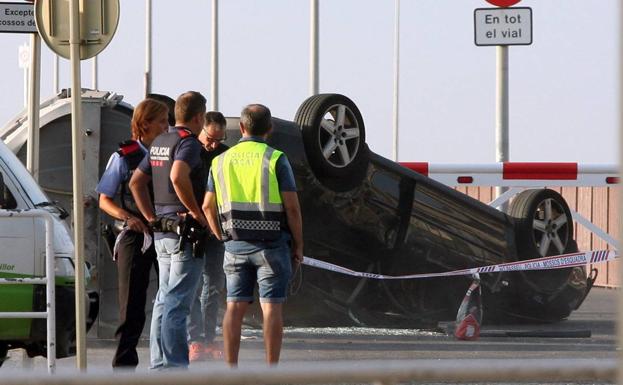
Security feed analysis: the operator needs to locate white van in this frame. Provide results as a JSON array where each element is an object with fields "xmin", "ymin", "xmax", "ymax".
[{"xmin": 0, "ymin": 138, "xmax": 98, "ymax": 365}]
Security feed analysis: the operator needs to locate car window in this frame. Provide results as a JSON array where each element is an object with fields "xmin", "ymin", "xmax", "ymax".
[{"xmin": 370, "ymin": 170, "xmax": 400, "ymax": 202}]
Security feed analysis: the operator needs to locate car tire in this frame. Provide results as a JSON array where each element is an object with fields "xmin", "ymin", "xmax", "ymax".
[
  {"xmin": 294, "ymin": 94, "xmax": 368, "ymax": 180},
  {"xmin": 509, "ymin": 188, "xmax": 574, "ymax": 259},
  {"xmin": 509, "ymin": 188, "xmax": 586, "ymax": 320}
]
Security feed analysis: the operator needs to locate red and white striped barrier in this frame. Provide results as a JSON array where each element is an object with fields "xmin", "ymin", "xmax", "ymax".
[{"xmin": 399, "ymin": 162, "xmax": 619, "ymax": 187}]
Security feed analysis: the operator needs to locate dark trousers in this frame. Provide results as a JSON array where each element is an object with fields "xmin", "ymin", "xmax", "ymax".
[
  {"xmin": 188, "ymin": 240, "xmax": 225, "ymax": 344},
  {"xmin": 112, "ymin": 231, "xmax": 157, "ymax": 368}
]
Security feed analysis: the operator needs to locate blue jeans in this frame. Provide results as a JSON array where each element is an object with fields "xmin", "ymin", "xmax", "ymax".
[
  {"xmin": 223, "ymin": 246, "xmax": 292, "ymax": 303},
  {"xmin": 150, "ymin": 237, "xmax": 203, "ymax": 369},
  {"xmin": 188, "ymin": 239, "xmax": 225, "ymax": 344}
]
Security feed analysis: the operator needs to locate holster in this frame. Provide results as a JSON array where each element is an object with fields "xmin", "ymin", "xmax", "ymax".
[
  {"xmin": 179, "ymin": 216, "xmax": 208, "ymax": 258},
  {"xmin": 151, "ymin": 215, "xmax": 208, "ymax": 258},
  {"xmin": 149, "ymin": 216, "xmax": 181, "ymax": 233}
]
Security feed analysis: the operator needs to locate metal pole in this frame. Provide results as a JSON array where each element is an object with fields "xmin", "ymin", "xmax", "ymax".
[
  {"xmin": 43, "ymin": 214, "xmax": 56, "ymax": 374},
  {"xmin": 617, "ymin": 1, "xmax": 623, "ymax": 383},
  {"xmin": 144, "ymin": 0, "xmax": 152, "ymax": 97},
  {"xmin": 392, "ymin": 0, "xmax": 400, "ymax": 162},
  {"xmin": 53, "ymin": 55, "xmax": 59, "ymax": 94},
  {"xmin": 210, "ymin": 0, "xmax": 219, "ymax": 111},
  {"xmin": 309, "ymin": 0, "xmax": 319, "ymax": 95},
  {"xmin": 495, "ymin": 45, "xmax": 509, "ymax": 212},
  {"xmin": 26, "ymin": 34, "xmax": 41, "ymax": 182},
  {"xmin": 69, "ymin": 0, "xmax": 87, "ymax": 370},
  {"xmin": 92, "ymin": 56, "xmax": 98, "ymax": 90}
]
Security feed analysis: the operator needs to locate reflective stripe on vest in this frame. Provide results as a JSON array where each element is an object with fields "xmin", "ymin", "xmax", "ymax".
[{"xmin": 212, "ymin": 141, "xmax": 284, "ymax": 240}]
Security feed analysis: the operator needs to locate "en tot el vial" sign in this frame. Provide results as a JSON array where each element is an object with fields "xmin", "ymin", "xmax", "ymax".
[{"xmin": 474, "ymin": 7, "xmax": 532, "ymax": 46}]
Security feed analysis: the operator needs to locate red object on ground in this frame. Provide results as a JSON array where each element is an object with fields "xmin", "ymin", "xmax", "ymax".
[
  {"xmin": 454, "ymin": 278, "xmax": 483, "ymax": 341},
  {"xmin": 454, "ymin": 313, "xmax": 481, "ymax": 340}
]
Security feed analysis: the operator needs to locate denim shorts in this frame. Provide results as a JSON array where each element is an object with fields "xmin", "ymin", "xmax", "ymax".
[{"xmin": 223, "ymin": 246, "xmax": 292, "ymax": 303}]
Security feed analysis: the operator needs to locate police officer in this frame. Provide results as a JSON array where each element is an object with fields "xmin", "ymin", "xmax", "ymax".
[
  {"xmin": 96, "ymin": 98, "xmax": 169, "ymax": 368},
  {"xmin": 146, "ymin": 93, "xmax": 176, "ymax": 127},
  {"xmin": 188, "ymin": 111, "xmax": 228, "ymax": 361},
  {"xmin": 202, "ymin": 104, "xmax": 303, "ymax": 366},
  {"xmin": 130, "ymin": 91, "xmax": 208, "ymax": 370}
]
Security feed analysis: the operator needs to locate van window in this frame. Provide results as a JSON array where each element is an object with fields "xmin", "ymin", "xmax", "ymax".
[{"xmin": 0, "ymin": 172, "xmax": 17, "ymax": 210}]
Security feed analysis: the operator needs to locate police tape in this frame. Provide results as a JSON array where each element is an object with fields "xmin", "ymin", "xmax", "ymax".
[{"xmin": 302, "ymin": 249, "xmax": 618, "ymax": 280}]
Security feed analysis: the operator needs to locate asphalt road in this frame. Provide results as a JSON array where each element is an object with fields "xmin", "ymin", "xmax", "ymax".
[{"xmin": 1, "ymin": 287, "xmax": 618, "ymax": 384}]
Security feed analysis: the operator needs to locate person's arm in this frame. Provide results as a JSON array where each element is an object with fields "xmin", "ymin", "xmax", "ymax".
[
  {"xmin": 202, "ymin": 191, "xmax": 222, "ymax": 240},
  {"xmin": 99, "ymin": 193, "xmax": 148, "ymax": 232},
  {"xmin": 129, "ymin": 169, "xmax": 157, "ymax": 223},
  {"xmin": 281, "ymin": 191, "xmax": 303, "ymax": 264},
  {"xmin": 275, "ymin": 154, "xmax": 303, "ymax": 263},
  {"xmin": 170, "ymin": 160, "xmax": 208, "ymax": 227}
]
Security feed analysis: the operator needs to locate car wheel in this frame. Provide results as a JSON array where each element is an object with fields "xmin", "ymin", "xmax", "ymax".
[
  {"xmin": 509, "ymin": 189, "xmax": 586, "ymax": 320},
  {"xmin": 509, "ymin": 188, "xmax": 574, "ymax": 259},
  {"xmin": 294, "ymin": 94, "xmax": 368, "ymax": 180}
]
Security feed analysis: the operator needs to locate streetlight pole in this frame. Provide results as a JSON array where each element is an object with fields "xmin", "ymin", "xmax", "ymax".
[
  {"xmin": 392, "ymin": 0, "xmax": 400, "ymax": 162},
  {"xmin": 210, "ymin": 0, "xmax": 219, "ymax": 111},
  {"xmin": 309, "ymin": 0, "xmax": 319, "ymax": 96},
  {"xmin": 144, "ymin": 0, "xmax": 152, "ymax": 97}
]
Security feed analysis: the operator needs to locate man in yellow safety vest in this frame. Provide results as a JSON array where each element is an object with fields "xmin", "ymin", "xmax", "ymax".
[{"xmin": 202, "ymin": 104, "xmax": 303, "ymax": 366}]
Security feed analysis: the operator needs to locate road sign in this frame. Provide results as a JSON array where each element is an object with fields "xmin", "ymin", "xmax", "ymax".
[
  {"xmin": 474, "ymin": 7, "xmax": 532, "ymax": 46},
  {"xmin": 485, "ymin": 0, "xmax": 521, "ymax": 7},
  {"xmin": 0, "ymin": 2, "xmax": 36, "ymax": 33},
  {"xmin": 34, "ymin": 0, "xmax": 120, "ymax": 60}
]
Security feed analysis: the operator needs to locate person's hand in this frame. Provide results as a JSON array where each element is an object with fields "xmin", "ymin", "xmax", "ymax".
[
  {"xmin": 189, "ymin": 210, "xmax": 208, "ymax": 228},
  {"xmin": 291, "ymin": 245, "xmax": 303, "ymax": 265},
  {"xmin": 126, "ymin": 216, "xmax": 148, "ymax": 233}
]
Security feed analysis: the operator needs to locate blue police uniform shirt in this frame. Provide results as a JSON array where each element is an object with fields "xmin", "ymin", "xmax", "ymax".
[
  {"xmin": 138, "ymin": 127, "xmax": 203, "ymax": 240},
  {"xmin": 207, "ymin": 136, "xmax": 297, "ymax": 254},
  {"xmin": 96, "ymin": 141, "xmax": 148, "ymax": 198}
]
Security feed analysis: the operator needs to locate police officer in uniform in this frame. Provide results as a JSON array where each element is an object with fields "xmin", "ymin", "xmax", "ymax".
[
  {"xmin": 96, "ymin": 98, "xmax": 169, "ymax": 368},
  {"xmin": 203, "ymin": 104, "xmax": 303, "ymax": 366},
  {"xmin": 188, "ymin": 111, "xmax": 228, "ymax": 361},
  {"xmin": 130, "ymin": 91, "xmax": 208, "ymax": 369}
]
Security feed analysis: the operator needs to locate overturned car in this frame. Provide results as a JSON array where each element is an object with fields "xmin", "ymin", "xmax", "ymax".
[
  {"xmin": 0, "ymin": 90, "xmax": 594, "ymax": 334},
  {"xmin": 230, "ymin": 94, "xmax": 594, "ymax": 327}
]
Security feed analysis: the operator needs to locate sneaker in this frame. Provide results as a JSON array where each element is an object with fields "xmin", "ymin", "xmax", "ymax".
[
  {"xmin": 189, "ymin": 342, "xmax": 208, "ymax": 362},
  {"xmin": 204, "ymin": 342, "xmax": 224, "ymax": 360}
]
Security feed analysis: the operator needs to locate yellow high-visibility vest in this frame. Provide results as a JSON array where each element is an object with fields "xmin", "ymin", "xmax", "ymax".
[{"xmin": 212, "ymin": 140, "xmax": 284, "ymax": 240}]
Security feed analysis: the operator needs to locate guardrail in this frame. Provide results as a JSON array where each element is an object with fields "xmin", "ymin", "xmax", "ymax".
[
  {"xmin": 0, "ymin": 358, "xmax": 616, "ymax": 384},
  {"xmin": 0, "ymin": 210, "xmax": 56, "ymax": 373}
]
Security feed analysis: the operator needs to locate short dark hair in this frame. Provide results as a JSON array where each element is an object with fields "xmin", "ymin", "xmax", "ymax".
[
  {"xmin": 240, "ymin": 104, "xmax": 272, "ymax": 136},
  {"xmin": 146, "ymin": 93, "xmax": 176, "ymax": 126},
  {"xmin": 175, "ymin": 91, "xmax": 207, "ymax": 124},
  {"xmin": 205, "ymin": 111, "xmax": 227, "ymax": 128}
]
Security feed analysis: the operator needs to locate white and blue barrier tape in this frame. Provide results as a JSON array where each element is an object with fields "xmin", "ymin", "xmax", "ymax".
[{"xmin": 302, "ymin": 249, "xmax": 617, "ymax": 280}]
